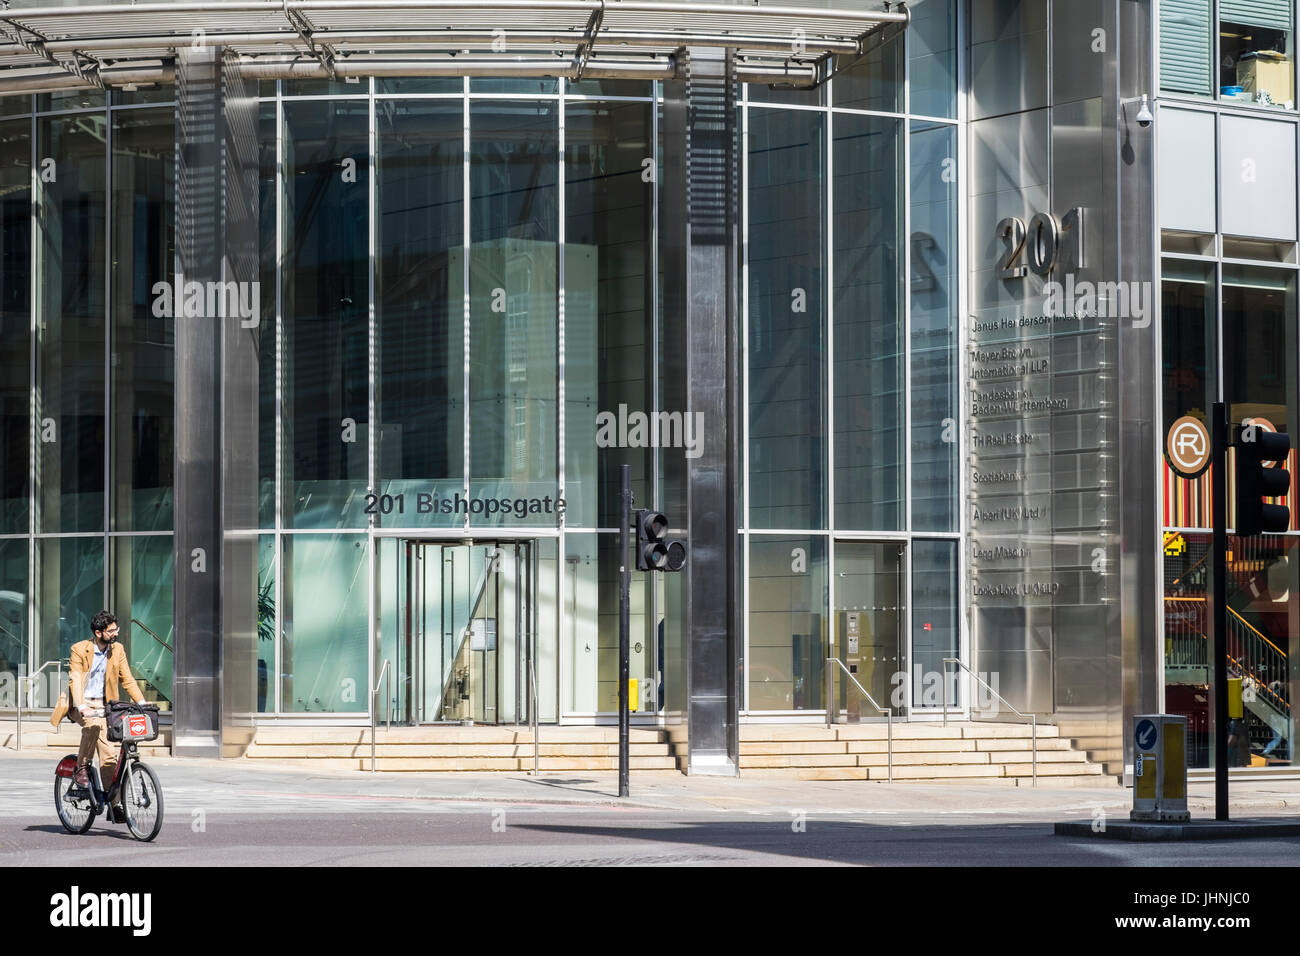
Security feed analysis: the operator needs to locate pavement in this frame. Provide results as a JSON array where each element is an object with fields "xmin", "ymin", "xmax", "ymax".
[{"xmin": 4, "ymin": 748, "xmax": 1300, "ymax": 866}]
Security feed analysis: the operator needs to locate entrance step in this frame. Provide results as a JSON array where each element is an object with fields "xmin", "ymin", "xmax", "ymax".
[
  {"xmin": 244, "ymin": 726, "xmax": 688, "ymax": 772},
  {"xmin": 736, "ymin": 722, "xmax": 1114, "ymax": 785},
  {"xmin": 5, "ymin": 720, "xmax": 173, "ymax": 757}
]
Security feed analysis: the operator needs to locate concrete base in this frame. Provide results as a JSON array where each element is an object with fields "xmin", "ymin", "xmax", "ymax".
[{"xmin": 1055, "ymin": 818, "xmax": 1300, "ymax": 841}]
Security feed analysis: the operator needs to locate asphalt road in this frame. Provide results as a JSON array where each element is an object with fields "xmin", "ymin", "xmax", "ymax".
[{"xmin": 4, "ymin": 754, "xmax": 1300, "ymax": 867}]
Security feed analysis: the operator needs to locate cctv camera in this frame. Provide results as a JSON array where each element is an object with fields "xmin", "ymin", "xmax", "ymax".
[{"xmin": 1135, "ymin": 94, "xmax": 1153, "ymax": 128}]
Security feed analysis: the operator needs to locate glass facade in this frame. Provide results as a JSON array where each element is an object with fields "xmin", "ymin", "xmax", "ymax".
[{"xmin": 0, "ymin": 18, "xmax": 961, "ymax": 725}]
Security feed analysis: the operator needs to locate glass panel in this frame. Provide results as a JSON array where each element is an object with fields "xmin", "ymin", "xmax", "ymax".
[
  {"xmin": 911, "ymin": 539, "xmax": 958, "ymax": 711},
  {"xmin": 910, "ymin": 121, "xmax": 959, "ymax": 532},
  {"xmin": 1164, "ymin": 531, "xmax": 1295, "ymax": 768},
  {"xmin": 833, "ymin": 113, "xmax": 903, "ymax": 531},
  {"xmin": 111, "ymin": 88, "xmax": 176, "ymax": 107},
  {"xmin": 0, "ymin": 118, "xmax": 31, "ymax": 535},
  {"xmin": 747, "ymin": 82, "xmax": 825, "ymax": 107},
  {"xmin": 468, "ymin": 100, "xmax": 559, "ymax": 525},
  {"xmin": 1223, "ymin": 266, "xmax": 1295, "ymax": 460},
  {"xmin": 565, "ymin": 99, "xmax": 653, "ymax": 529},
  {"xmin": 258, "ymin": 102, "xmax": 276, "ymax": 529},
  {"xmin": 111, "ymin": 107, "xmax": 174, "ymax": 532},
  {"xmin": 282, "ymin": 79, "xmax": 367, "ymax": 97},
  {"xmin": 37, "ymin": 91, "xmax": 107, "ymax": 112},
  {"xmin": 1220, "ymin": 7, "xmax": 1294, "ymax": 109},
  {"xmin": 1161, "ymin": 260, "xmax": 1217, "ymax": 442},
  {"xmin": 0, "ymin": 539, "xmax": 28, "ymax": 685},
  {"xmin": 282, "ymin": 100, "xmax": 370, "ymax": 529},
  {"xmin": 36, "ymin": 536, "xmax": 104, "ymax": 672},
  {"xmin": 748, "ymin": 534, "xmax": 827, "ymax": 710},
  {"xmin": 471, "ymin": 78, "xmax": 559, "ymax": 95},
  {"xmin": 567, "ymin": 80, "xmax": 653, "ymax": 98},
  {"xmin": 109, "ymin": 535, "xmax": 173, "ymax": 710},
  {"xmin": 377, "ymin": 78, "xmax": 462, "ymax": 95},
  {"xmin": 258, "ymin": 533, "xmax": 275, "ymax": 712},
  {"xmin": 280, "ymin": 533, "xmax": 367, "ymax": 712},
  {"xmin": 376, "ymin": 99, "xmax": 465, "ymax": 527},
  {"xmin": 908, "ymin": 0, "xmax": 958, "ymax": 118},
  {"xmin": 831, "ymin": 26, "xmax": 903, "ymax": 113},
  {"xmin": 36, "ymin": 111, "xmax": 107, "ymax": 534},
  {"xmin": 748, "ymin": 108, "xmax": 827, "ymax": 530},
  {"xmin": 0, "ymin": 94, "xmax": 31, "ymax": 117},
  {"xmin": 834, "ymin": 541, "xmax": 904, "ymax": 718}
]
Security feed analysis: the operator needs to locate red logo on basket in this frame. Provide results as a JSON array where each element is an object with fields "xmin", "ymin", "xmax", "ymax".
[{"xmin": 127, "ymin": 714, "xmax": 148, "ymax": 738}]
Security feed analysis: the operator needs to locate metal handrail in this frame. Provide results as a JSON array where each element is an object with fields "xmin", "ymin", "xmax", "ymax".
[
  {"xmin": 942, "ymin": 657, "xmax": 1036, "ymax": 787},
  {"xmin": 824, "ymin": 657, "xmax": 892, "ymax": 783},
  {"xmin": 15, "ymin": 659, "xmax": 63, "ymax": 752},
  {"xmin": 130, "ymin": 618, "xmax": 174, "ymax": 654},
  {"xmin": 529, "ymin": 656, "xmax": 540, "ymax": 776},
  {"xmin": 370, "ymin": 658, "xmax": 391, "ymax": 773}
]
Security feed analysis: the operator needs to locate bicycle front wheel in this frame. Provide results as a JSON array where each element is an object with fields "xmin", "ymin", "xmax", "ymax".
[
  {"xmin": 54, "ymin": 766, "xmax": 96, "ymax": 834},
  {"xmin": 122, "ymin": 761, "xmax": 164, "ymax": 842}
]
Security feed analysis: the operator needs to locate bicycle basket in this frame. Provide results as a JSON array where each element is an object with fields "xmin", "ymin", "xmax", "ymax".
[{"xmin": 106, "ymin": 701, "xmax": 159, "ymax": 743}]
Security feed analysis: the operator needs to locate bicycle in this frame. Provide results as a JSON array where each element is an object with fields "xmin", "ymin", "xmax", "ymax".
[{"xmin": 54, "ymin": 701, "xmax": 164, "ymax": 842}]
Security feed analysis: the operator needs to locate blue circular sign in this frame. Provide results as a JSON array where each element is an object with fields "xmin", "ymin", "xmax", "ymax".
[{"xmin": 1135, "ymin": 719, "xmax": 1157, "ymax": 751}]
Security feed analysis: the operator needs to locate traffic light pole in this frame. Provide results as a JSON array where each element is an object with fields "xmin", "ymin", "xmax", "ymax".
[
  {"xmin": 619, "ymin": 463, "xmax": 631, "ymax": 798},
  {"xmin": 1212, "ymin": 402, "xmax": 1228, "ymax": 821}
]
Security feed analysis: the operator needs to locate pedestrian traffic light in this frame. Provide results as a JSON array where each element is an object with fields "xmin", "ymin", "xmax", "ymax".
[
  {"xmin": 1234, "ymin": 423, "xmax": 1291, "ymax": 536},
  {"xmin": 635, "ymin": 510, "xmax": 687, "ymax": 572}
]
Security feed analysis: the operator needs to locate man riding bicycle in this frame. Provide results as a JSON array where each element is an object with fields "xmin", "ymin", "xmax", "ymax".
[{"xmin": 49, "ymin": 611, "xmax": 148, "ymax": 801}]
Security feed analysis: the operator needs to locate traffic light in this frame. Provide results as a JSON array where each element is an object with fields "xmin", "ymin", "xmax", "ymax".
[
  {"xmin": 635, "ymin": 510, "xmax": 687, "ymax": 572},
  {"xmin": 1234, "ymin": 423, "xmax": 1291, "ymax": 536}
]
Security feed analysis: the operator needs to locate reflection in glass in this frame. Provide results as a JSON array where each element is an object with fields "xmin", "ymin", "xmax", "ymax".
[
  {"xmin": 911, "ymin": 539, "xmax": 957, "ymax": 710},
  {"xmin": 1161, "ymin": 259, "xmax": 1216, "ymax": 437},
  {"xmin": 748, "ymin": 535, "xmax": 827, "ymax": 710},
  {"xmin": 565, "ymin": 99, "xmax": 653, "ymax": 528},
  {"xmin": 281, "ymin": 533, "xmax": 368, "ymax": 712},
  {"xmin": 36, "ymin": 536, "xmax": 104, "ymax": 671},
  {"xmin": 748, "ymin": 108, "xmax": 827, "ymax": 530},
  {"xmin": 834, "ymin": 113, "xmax": 903, "ymax": 531},
  {"xmin": 376, "ymin": 99, "xmax": 464, "ymax": 526},
  {"xmin": 258, "ymin": 534, "xmax": 275, "ymax": 712},
  {"xmin": 908, "ymin": 0, "xmax": 958, "ymax": 118},
  {"xmin": 469, "ymin": 100, "xmax": 558, "ymax": 524},
  {"xmin": 0, "ymin": 118, "xmax": 30, "ymax": 535},
  {"xmin": 258, "ymin": 102, "xmax": 276, "ymax": 529},
  {"xmin": 834, "ymin": 541, "xmax": 904, "ymax": 718},
  {"xmin": 1223, "ymin": 266, "xmax": 1295, "ymax": 446},
  {"xmin": 0, "ymin": 539, "xmax": 28, "ymax": 682},
  {"xmin": 111, "ymin": 107, "xmax": 174, "ymax": 532},
  {"xmin": 37, "ymin": 112, "xmax": 106, "ymax": 534},
  {"xmin": 910, "ymin": 121, "xmax": 958, "ymax": 531},
  {"xmin": 110, "ymin": 535, "xmax": 173, "ymax": 709},
  {"xmin": 832, "ymin": 25, "xmax": 903, "ymax": 113},
  {"xmin": 282, "ymin": 100, "xmax": 370, "ymax": 529}
]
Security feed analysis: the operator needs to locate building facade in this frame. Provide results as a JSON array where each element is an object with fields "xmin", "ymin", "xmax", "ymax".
[{"xmin": 0, "ymin": 0, "xmax": 1292, "ymax": 775}]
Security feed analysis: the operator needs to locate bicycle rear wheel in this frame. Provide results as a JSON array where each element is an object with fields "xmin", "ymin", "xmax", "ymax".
[
  {"xmin": 122, "ymin": 761, "xmax": 164, "ymax": 842},
  {"xmin": 54, "ymin": 764, "xmax": 96, "ymax": 834}
]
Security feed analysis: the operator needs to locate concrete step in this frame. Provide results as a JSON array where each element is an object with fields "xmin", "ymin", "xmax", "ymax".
[
  {"xmin": 246, "ymin": 755, "xmax": 683, "ymax": 772},
  {"xmin": 246, "ymin": 742, "xmax": 675, "ymax": 759}
]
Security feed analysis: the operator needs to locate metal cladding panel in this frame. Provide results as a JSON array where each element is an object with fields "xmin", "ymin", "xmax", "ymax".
[
  {"xmin": 1158, "ymin": 108, "xmax": 1216, "ymax": 233},
  {"xmin": 663, "ymin": 47, "xmax": 738, "ymax": 775},
  {"xmin": 172, "ymin": 47, "xmax": 262, "ymax": 756},
  {"xmin": 220, "ymin": 54, "xmax": 260, "ymax": 754},
  {"xmin": 173, "ymin": 48, "xmax": 224, "ymax": 756},
  {"xmin": 966, "ymin": 0, "xmax": 1157, "ymax": 772},
  {"xmin": 1219, "ymin": 115, "xmax": 1298, "ymax": 242}
]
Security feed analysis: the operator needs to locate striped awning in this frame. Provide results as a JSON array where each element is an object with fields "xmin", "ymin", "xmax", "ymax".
[{"xmin": 0, "ymin": 0, "xmax": 909, "ymax": 92}]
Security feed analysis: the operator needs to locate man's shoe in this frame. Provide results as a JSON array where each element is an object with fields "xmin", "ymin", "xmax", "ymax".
[{"xmin": 73, "ymin": 766, "xmax": 90, "ymax": 787}]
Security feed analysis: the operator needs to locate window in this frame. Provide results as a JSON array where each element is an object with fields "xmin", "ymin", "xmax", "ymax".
[{"xmin": 1161, "ymin": 0, "xmax": 1295, "ymax": 109}]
